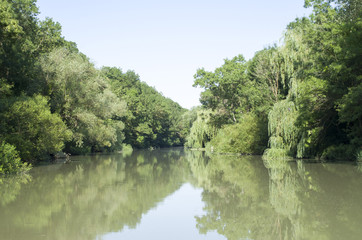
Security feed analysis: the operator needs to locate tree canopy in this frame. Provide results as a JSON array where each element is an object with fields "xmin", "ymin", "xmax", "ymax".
[
  {"xmin": 0, "ymin": 0, "xmax": 188, "ymax": 174},
  {"xmin": 188, "ymin": 0, "xmax": 361, "ymax": 161},
  {"xmin": 1, "ymin": 0, "xmax": 361, "ymax": 174}
]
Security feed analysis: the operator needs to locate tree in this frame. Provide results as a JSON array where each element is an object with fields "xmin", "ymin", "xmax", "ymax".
[
  {"xmin": 193, "ymin": 55, "xmax": 248, "ymax": 124},
  {"xmin": 209, "ymin": 112, "xmax": 268, "ymax": 154},
  {"xmin": 185, "ymin": 109, "xmax": 217, "ymax": 148},
  {"xmin": 248, "ymin": 46, "xmax": 291, "ymax": 103},
  {"xmin": 40, "ymin": 48, "xmax": 127, "ymax": 153},
  {"xmin": 103, "ymin": 67, "xmax": 187, "ymax": 149},
  {"xmin": 0, "ymin": 95, "xmax": 72, "ymax": 162},
  {"xmin": 293, "ymin": 0, "xmax": 362, "ymax": 158},
  {"xmin": 0, "ymin": 141, "xmax": 31, "ymax": 174},
  {"xmin": 338, "ymin": 83, "xmax": 362, "ymax": 147},
  {"xmin": 0, "ymin": 0, "xmax": 66, "ymax": 96}
]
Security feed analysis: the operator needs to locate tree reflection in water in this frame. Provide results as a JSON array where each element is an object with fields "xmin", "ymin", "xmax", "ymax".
[
  {"xmin": 1, "ymin": 149, "xmax": 362, "ymax": 240},
  {"xmin": 187, "ymin": 150, "xmax": 362, "ymax": 240},
  {"xmin": 0, "ymin": 174, "xmax": 32, "ymax": 206},
  {"xmin": 0, "ymin": 149, "xmax": 188, "ymax": 240},
  {"xmin": 187, "ymin": 150, "xmax": 276, "ymax": 240}
]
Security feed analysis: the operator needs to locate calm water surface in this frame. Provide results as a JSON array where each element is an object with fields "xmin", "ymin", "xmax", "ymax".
[{"xmin": 1, "ymin": 148, "xmax": 362, "ymax": 240}]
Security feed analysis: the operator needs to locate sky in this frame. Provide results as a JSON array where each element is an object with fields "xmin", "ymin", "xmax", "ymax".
[
  {"xmin": 36, "ymin": 0, "xmax": 312, "ymax": 109},
  {"xmin": 101, "ymin": 183, "xmax": 225, "ymax": 240}
]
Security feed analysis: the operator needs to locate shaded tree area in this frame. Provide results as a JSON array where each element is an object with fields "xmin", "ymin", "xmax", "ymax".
[
  {"xmin": 0, "ymin": 0, "xmax": 188, "ymax": 174},
  {"xmin": 187, "ymin": 0, "xmax": 361, "ymax": 161}
]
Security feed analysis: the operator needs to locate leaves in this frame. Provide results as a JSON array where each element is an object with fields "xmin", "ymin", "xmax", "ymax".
[
  {"xmin": 103, "ymin": 67, "xmax": 187, "ymax": 149},
  {"xmin": 193, "ymin": 55, "xmax": 248, "ymax": 124},
  {"xmin": 209, "ymin": 113, "xmax": 268, "ymax": 154},
  {"xmin": 0, "ymin": 141, "xmax": 31, "ymax": 175},
  {"xmin": 40, "ymin": 48, "xmax": 127, "ymax": 152},
  {"xmin": 1, "ymin": 95, "xmax": 72, "ymax": 161}
]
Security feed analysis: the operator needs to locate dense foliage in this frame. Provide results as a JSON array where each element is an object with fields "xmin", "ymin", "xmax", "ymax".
[
  {"xmin": 103, "ymin": 67, "xmax": 187, "ymax": 149},
  {"xmin": 1, "ymin": 95, "xmax": 71, "ymax": 161},
  {"xmin": 0, "ymin": 141, "xmax": 30, "ymax": 175},
  {"xmin": 1, "ymin": 0, "xmax": 361, "ymax": 174},
  {"xmin": 209, "ymin": 113, "xmax": 268, "ymax": 154},
  {"xmin": 188, "ymin": 0, "xmax": 361, "ymax": 161},
  {"xmin": 0, "ymin": 0, "xmax": 187, "ymax": 174},
  {"xmin": 39, "ymin": 48, "xmax": 128, "ymax": 154}
]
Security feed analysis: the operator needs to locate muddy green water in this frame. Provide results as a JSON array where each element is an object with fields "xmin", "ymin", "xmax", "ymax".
[{"xmin": 1, "ymin": 148, "xmax": 362, "ymax": 240}]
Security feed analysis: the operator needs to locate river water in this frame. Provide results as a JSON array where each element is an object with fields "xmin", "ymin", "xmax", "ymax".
[{"xmin": 1, "ymin": 148, "xmax": 362, "ymax": 240}]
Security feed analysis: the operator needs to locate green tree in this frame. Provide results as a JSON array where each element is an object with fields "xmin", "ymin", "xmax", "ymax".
[
  {"xmin": 193, "ymin": 55, "xmax": 248, "ymax": 124},
  {"xmin": 40, "ymin": 48, "xmax": 127, "ymax": 153},
  {"xmin": 338, "ymin": 83, "xmax": 362, "ymax": 147},
  {"xmin": 260, "ymin": 0, "xmax": 362, "ymax": 160},
  {"xmin": 103, "ymin": 67, "xmax": 187, "ymax": 149},
  {"xmin": 293, "ymin": 0, "xmax": 362, "ymax": 159},
  {"xmin": 185, "ymin": 109, "xmax": 217, "ymax": 148},
  {"xmin": 0, "ymin": 0, "xmax": 66, "ymax": 96},
  {"xmin": 0, "ymin": 141, "xmax": 31, "ymax": 175},
  {"xmin": 0, "ymin": 95, "xmax": 71, "ymax": 162},
  {"xmin": 248, "ymin": 46, "xmax": 290, "ymax": 103},
  {"xmin": 209, "ymin": 112, "xmax": 268, "ymax": 154}
]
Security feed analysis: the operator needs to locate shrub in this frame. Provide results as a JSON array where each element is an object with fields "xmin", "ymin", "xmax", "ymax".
[
  {"xmin": 209, "ymin": 113, "xmax": 268, "ymax": 154},
  {"xmin": 356, "ymin": 149, "xmax": 362, "ymax": 162},
  {"xmin": 262, "ymin": 148, "xmax": 291, "ymax": 161},
  {"xmin": 321, "ymin": 144, "xmax": 355, "ymax": 161},
  {"xmin": 0, "ymin": 142, "xmax": 31, "ymax": 175},
  {"xmin": 2, "ymin": 95, "xmax": 72, "ymax": 162}
]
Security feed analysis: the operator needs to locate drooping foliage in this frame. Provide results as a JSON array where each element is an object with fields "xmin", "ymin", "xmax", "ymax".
[
  {"xmin": 190, "ymin": 0, "xmax": 361, "ymax": 160},
  {"xmin": 263, "ymin": 100, "xmax": 302, "ymax": 160},
  {"xmin": 185, "ymin": 109, "xmax": 218, "ymax": 149},
  {"xmin": 279, "ymin": 0, "xmax": 362, "ymax": 160},
  {"xmin": 248, "ymin": 46, "xmax": 290, "ymax": 103},
  {"xmin": 188, "ymin": 53, "xmax": 274, "ymax": 152}
]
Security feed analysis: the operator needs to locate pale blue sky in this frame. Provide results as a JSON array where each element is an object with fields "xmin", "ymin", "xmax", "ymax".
[
  {"xmin": 37, "ymin": 0, "xmax": 311, "ymax": 109},
  {"xmin": 100, "ymin": 183, "xmax": 225, "ymax": 240}
]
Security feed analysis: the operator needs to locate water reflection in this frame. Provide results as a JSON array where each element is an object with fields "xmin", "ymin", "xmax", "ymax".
[
  {"xmin": 188, "ymin": 151, "xmax": 362, "ymax": 240},
  {"xmin": 0, "ymin": 174, "xmax": 31, "ymax": 206},
  {"xmin": 0, "ymin": 149, "xmax": 188, "ymax": 240},
  {"xmin": 1, "ymin": 149, "xmax": 362, "ymax": 240},
  {"xmin": 187, "ymin": 151, "xmax": 276, "ymax": 240}
]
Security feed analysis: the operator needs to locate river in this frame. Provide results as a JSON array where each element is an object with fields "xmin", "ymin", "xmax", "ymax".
[{"xmin": 1, "ymin": 148, "xmax": 362, "ymax": 240}]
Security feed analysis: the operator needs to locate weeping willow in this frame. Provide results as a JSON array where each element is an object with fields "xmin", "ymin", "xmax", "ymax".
[
  {"xmin": 185, "ymin": 110, "xmax": 218, "ymax": 149},
  {"xmin": 263, "ymin": 27, "xmax": 312, "ymax": 160},
  {"xmin": 263, "ymin": 99, "xmax": 306, "ymax": 159},
  {"xmin": 282, "ymin": 24, "xmax": 312, "ymax": 100}
]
